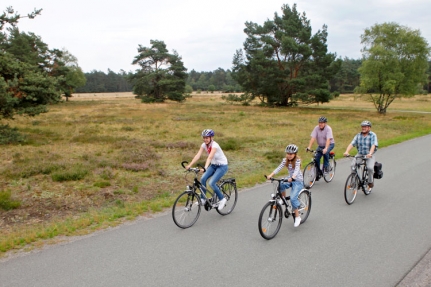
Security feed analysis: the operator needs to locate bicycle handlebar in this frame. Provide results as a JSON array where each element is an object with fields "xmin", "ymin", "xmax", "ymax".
[
  {"xmin": 264, "ymin": 175, "xmax": 295, "ymax": 182},
  {"xmin": 305, "ymin": 147, "xmax": 315, "ymax": 153},
  {"xmin": 181, "ymin": 161, "xmax": 206, "ymax": 173},
  {"xmin": 344, "ymin": 155, "xmax": 369, "ymax": 160}
]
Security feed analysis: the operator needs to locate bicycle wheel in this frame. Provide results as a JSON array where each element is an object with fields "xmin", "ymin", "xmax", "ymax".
[
  {"xmin": 297, "ymin": 189, "xmax": 311, "ymax": 224},
  {"xmin": 303, "ymin": 162, "xmax": 317, "ymax": 188},
  {"xmin": 216, "ymin": 181, "xmax": 238, "ymax": 215},
  {"xmin": 258, "ymin": 201, "xmax": 282, "ymax": 240},
  {"xmin": 172, "ymin": 191, "xmax": 201, "ymax": 228},
  {"xmin": 344, "ymin": 173, "xmax": 359, "ymax": 205},
  {"xmin": 362, "ymin": 169, "xmax": 372, "ymax": 195},
  {"xmin": 323, "ymin": 157, "xmax": 336, "ymax": 182}
]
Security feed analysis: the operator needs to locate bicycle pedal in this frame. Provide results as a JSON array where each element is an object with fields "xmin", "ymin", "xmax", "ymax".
[{"xmin": 204, "ymin": 202, "xmax": 212, "ymax": 211}]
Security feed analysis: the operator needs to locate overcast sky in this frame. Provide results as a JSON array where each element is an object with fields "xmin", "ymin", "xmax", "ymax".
[{"xmin": 9, "ymin": 0, "xmax": 431, "ymax": 73}]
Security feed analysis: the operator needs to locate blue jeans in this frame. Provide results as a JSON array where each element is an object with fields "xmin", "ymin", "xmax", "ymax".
[
  {"xmin": 280, "ymin": 180, "xmax": 304, "ymax": 210},
  {"xmin": 200, "ymin": 164, "xmax": 228, "ymax": 200},
  {"xmin": 316, "ymin": 143, "xmax": 335, "ymax": 173}
]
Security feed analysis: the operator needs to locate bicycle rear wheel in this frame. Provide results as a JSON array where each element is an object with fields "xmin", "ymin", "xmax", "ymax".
[
  {"xmin": 258, "ymin": 201, "xmax": 282, "ymax": 240},
  {"xmin": 323, "ymin": 156, "xmax": 336, "ymax": 182},
  {"xmin": 303, "ymin": 162, "xmax": 317, "ymax": 188},
  {"xmin": 216, "ymin": 181, "xmax": 238, "ymax": 215},
  {"xmin": 297, "ymin": 189, "xmax": 311, "ymax": 224},
  {"xmin": 344, "ymin": 173, "xmax": 359, "ymax": 205},
  {"xmin": 172, "ymin": 191, "xmax": 201, "ymax": 228}
]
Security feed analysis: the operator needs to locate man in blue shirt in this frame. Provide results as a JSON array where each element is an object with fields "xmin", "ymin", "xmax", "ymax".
[{"xmin": 343, "ymin": 120, "xmax": 378, "ymax": 188}]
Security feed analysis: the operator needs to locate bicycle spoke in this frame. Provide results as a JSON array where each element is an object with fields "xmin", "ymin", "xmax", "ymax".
[
  {"xmin": 216, "ymin": 181, "xmax": 238, "ymax": 215},
  {"xmin": 172, "ymin": 191, "xmax": 201, "ymax": 228},
  {"xmin": 344, "ymin": 174, "xmax": 358, "ymax": 205},
  {"xmin": 303, "ymin": 162, "xmax": 316, "ymax": 188},
  {"xmin": 258, "ymin": 202, "xmax": 282, "ymax": 240},
  {"xmin": 297, "ymin": 190, "xmax": 311, "ymax": 223}
]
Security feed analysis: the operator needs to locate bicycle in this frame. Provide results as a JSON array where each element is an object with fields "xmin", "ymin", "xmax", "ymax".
[
  {"xmin": 303, "ymin": 148, "xmax": 336, "ymax": 188},
  {"xmin": 258, "ymin": 176, "xmax": 311, "ymax": 240},
  {"xmin": 344, "ymin": 155, "xmax": 373, "ymax": 205},
  {"xmin": 172, "ymin": 161, "xmax": 238, "ymax": 229}
]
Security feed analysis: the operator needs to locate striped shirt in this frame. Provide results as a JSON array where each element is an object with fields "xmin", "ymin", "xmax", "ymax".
[
  {"xmin": 351, "ymin": 131, "xmax": 378, "ymax": 155},
  {"xmin": 272, "ymin": 158, "xmax": 303, "ymax": 182}
]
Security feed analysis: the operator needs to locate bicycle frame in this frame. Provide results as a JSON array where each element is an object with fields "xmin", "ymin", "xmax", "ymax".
[
  {"xmin": 344, "ymin": 155, "xmax": 373, "ymax": 205},
  {"xmin": 351, "ymin": 155, "xmax": 369, "ymax": 187},
  {"xmin": 172, "ymin": 162, "xmax": 238, "ymax": 228},
  {"xmin": 258, "ymin": 176, "xmax": 311, "ymax": 239},
  {"xmin": 307, "ymin": 148, "xmax": 335, "ymax": 171},
  {"xmin": 182, "ymin": 161, "xmax": 232, "ymax": 210},
  {"xmin": 267, "ymin": 177, "xmax": 306, "ymax": 218}
]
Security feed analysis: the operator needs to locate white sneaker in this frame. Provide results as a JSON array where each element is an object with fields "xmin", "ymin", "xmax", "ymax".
[
  {"xmin": 218, "ymin": 198, "xmax": 227, "ymax": 210},
  {"xmin": 294, "ymin": 216, "xmax": 301, "ymax": 227}
]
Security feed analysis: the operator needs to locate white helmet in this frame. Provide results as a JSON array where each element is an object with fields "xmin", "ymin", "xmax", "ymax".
[{"xmin": 285, "ymin": 144, "xmax": 298, "ymax": 154}]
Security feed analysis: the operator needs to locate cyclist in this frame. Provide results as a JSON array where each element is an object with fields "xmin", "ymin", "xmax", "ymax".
[
  {"xmin": 186, "ymin": 129, "xmax": 228, "ymax": 210},
  {"xmin": 266, "ymin": 144, "xmax": 304, "ymax": 227},
  {"xmin": 306, "ymin": 116, "xmax": 335, "ymax": 179},
  {"xmin": 343, "ymin": 120, "xmax": 378, "ymax": 188}
]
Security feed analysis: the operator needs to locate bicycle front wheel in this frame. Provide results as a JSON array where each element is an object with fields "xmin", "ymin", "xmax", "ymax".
[
  {"xmin": 216, "ymin": 181, "xmax": 238, "ymax": 215},
  {"xmin": 297, "ymin": 189, "xmax": 311, "ymax": 224},
  {"xmin": 323, "ymin": 157, "xmax": 336, "ymax": 182},
  {"xmin": 303, "ymin": 162, "xmax": 317, "ymax": 188},
  {"xmin": 172, "ymin": 191, "xmax": 201, "ymax": 229},
  {"xmin": 258, "ymin": 201, "xmax": 282, "ymax": 240},
  {"xmin": 362, "ymin": 169, "xmax": 372, "ymax": 195},
  {"xmin": 344, "ymin": 173, "xmax": 359, "ymax": 205}
]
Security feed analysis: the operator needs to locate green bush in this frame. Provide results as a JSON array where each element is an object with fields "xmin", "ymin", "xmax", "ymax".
[
  {"xmin": 0, "ymin": 190, "xmax": 21, "ymax": 210},
  {"xmin": 264, "ymin": 150, "xmax": 285, "ymax": 164},
  {"xmin": 93, "ymin": 181, "xmax": 111, "ymax": 188},
  {"xmin": 51, "ymin": 166, "xmax": 89, "ymax": 182},
  {"xmin": 221, "ymin": 138, "xmax": 241, "ymax": 151},
  {"xmin": 0, "ymin": 125, "xmax": 25, "ymax": 145}
]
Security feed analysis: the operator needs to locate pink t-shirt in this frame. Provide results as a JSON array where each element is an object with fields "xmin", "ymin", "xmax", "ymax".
[{"xmin": 310, "ymin": 125, "xmax": 335, "ymax": 147}]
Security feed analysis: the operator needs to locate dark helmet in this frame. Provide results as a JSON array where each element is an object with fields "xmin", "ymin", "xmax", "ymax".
[
  {"xmin": 285, "ymin": 144, "xmax": 298, "ymax": 154},
  {"xmin": 201, "ymin": 129, "xmax": 215, "ymax": 137},
  {"xmin": 318, "ymin": 116, "xmax": 327, "ymax": 123},
  {"xmin": 361, "ymin": 120, "xmax": 372, "ymax": 127}
]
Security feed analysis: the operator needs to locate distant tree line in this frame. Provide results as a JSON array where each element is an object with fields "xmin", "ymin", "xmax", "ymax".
[
  {"xmin": 73, "ymin": 59, "xmax": 368, "ymax": 95},
  {"xmin": 186, "ymin": 68, "xmax": 243, "ymax": 93},
  {"xmin": 75, "ymin": 69, "xmax": 133, "ymax": 93}
]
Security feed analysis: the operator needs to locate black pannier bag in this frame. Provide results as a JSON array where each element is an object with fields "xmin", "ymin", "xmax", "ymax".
[{"xmin": 374, "ymin": 162, "xmax": 383, "ymax": 179}]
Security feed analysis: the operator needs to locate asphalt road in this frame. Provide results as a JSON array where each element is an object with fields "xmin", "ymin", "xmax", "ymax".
[{"xmin": 1, "ymin": 135, "xmax": 431, "ymax": 287}]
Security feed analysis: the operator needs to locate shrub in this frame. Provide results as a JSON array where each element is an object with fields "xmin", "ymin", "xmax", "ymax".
[
  {"xmin": 93, "ymin": 181, "xmax": 111, "ymax": 188},
  {"xmin": 221, "ymin": 138, "xmax": 241, "ymax": 151},
  {"xmin": 0, "ymin": 125, "xmax": 25, "ymax": 145},
  {"xmin": 264, "ymin": 150, "xmax": 284, "ymax": 164},
  {"xmin": 95, "ymin": 167, "xmax": 115, "ymax": 180},
  {"xmin": 51, "ymin": 166, "xmax": 89, "ymax": 182},
  {"xmin": 0, "ymin": 190, "xmax": 21, "ymax": 210}
]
